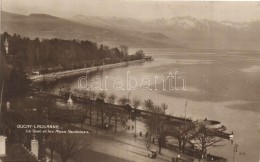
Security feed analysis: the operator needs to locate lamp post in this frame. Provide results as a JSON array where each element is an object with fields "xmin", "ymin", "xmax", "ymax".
[
  {"xmin": 0, "ymin": 81, "xmax": 5, "ymax": 135},
  {"xmin": 176, "ymin": 154, "xmax": 180, "ymax": 162},
  {"xmin": 184, "ymin": 101, "xmax": 188, "ymax": 124},
  {"xmin": 105, "ymin": 124, "xmax": 108, "ymax": 134},
  {"xmin": 233, "ymin": 144, "xmax": 238, "ymax": 162},
  {"xmin": 127, "ymin": 92, "xmax": 131, "ymax": 104}
]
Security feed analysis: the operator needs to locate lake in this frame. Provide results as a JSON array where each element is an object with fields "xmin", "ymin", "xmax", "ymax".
[{"xmin": 55, "ymin": 48, "xmax": 260, "ymax": 162}]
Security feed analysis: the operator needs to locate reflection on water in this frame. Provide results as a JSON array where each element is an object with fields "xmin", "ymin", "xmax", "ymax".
[
  {"xmin": 241, "ymin": 65, "xmax": 260, "ymax": 73},
  {"xmin": 55, "ymin": 49, "xmax": 260, "ymax": 162}
]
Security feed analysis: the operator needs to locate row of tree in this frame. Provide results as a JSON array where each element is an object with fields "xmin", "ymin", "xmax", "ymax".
[
  {"xmin": 70, "ymin": 89, "xmax": 132, "ymax": 132},
  {"xmin": 0, "ymin": 32, "xmax": 146, "ymax": 101},
  {"xmin": 63, "ymin": 88, "xmax": 225, "ymax": 159},
  {"xmin": 2, "ymin": 85, "xmax": 225, "ymax": 161},
  {"xmin": 1, "ymin": 32, "xmax": 145, "ymax": 71},
  {"xmin": 142, "ymin": 99, "xmax": 224, "ymax": 159}
]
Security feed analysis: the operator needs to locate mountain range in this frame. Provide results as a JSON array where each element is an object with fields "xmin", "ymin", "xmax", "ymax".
[{"xmin": 1, "ymin": 11, "xmax": 260, "ymax": 51}]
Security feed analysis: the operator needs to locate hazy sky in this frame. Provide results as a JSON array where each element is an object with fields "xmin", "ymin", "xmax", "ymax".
[{"xmin": 2, "ymin": 0, "xmax": 260, "ymax": 22}]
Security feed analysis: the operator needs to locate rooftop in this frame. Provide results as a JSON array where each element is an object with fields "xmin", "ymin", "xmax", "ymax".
[{"xmin": 0, "ymin": 143, "xmax": 39, "ymax": 162}]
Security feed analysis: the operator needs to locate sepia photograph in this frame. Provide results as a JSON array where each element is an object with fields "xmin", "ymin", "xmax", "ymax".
[{"xmin": 0, "ymin": 0, "xmax": 260, "ymax": 162}]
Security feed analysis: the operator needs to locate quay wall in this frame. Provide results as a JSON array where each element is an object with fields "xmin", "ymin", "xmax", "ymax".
[{"xmin": 30, "ymin": 59, "xmax": 146, "ymax": 82}]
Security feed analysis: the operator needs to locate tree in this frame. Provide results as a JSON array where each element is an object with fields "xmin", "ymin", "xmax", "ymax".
[
  {"xmin": 58, "ymin": 85, "xmax": 65, "ymax": 97},
  {"xmin": 5, "ymin": 66, "xmax": 31, "ymax": 100},
  {"xmin": 46, "ymin": 134, "xmax": 59, "ymax": 162},
  {"xmin": 143, "ymin": 99, "xmax": 166, "ymax": 153},
  {"xmin": 192, "ymin": 124, "xmax": 222, "ymax": 159},
  {"xmin": 132, "ymin": 97, "xmax": 141, "ymax": 120},
  {"xmin": 132, "ymin": 98, "xmax": 141, "ymax": 137},
  {"xmin": 0, "ymin": 32, "xmax": 133, "ymax": 76},
  {"xmin": 117, "ymin": 96, "xmax": 130, "ymax": 128},
  {"xmin": 118, "ymin": 96, "xmax": 130, "ymax": 106},
  {"xmin": 54, "ymin": 134, "xmax": 88, "ymax": 162},
  {"xmin": 161, "ymin": 103, "xmax": 168, "ymax": 113},
  {"xmin": 113, "ymin": 111, "xmax": 121, "ymax": 133},
  {"xmin": 153, "ymin": 105, "xmax": 167, "ymax": 154},
  {"xmin": 77, "ymin": 106, "xmax": 88, "ymax": 129},
  {"xmin": 143, "ymin": 98, "xmax": 154, "ymax": 140},
  {"xmin": 132, "ymin": 98, "xmax": 141, "ymax": 109},
  {"xmin": 72, "ymin": 88, "xmax": 80, "ymax": 98},
  {"xmin": 98, "ymin": 91, "xmax": 107, "ymax": 101},
  {"xmin": 135, "ymin": 50, "xmax": 145, "ymax": 59},
  {"xmin": 112, "ymin": 109, "xmax": 126, "ymax": 133},
  {"xmin": 88, "ymin": 90, "xmax": 96, "ymax": 125},
  {"xmin": 98, "ymin": 91, "xmax": 107, "ymax": 127},
  {"xmin": 82, "ymin": 90, "xmax": 90, "ymax": 103},
  {"xmin": 107, "ymin": 94, "xmax": 117, "ymax": 104},
  {"xmin": 168, "ymin": 122, "xmax": 196, "ymax": 153},
  {"xmin": 107, "ymin": 94, "xmax": 117, "ymax": 124},
  {"xmin": 144, "ymin": 99, "xmax": 154, "ymax": 111},
  {"xmin": 119, "ymin": 45, "xmax": 128, "ymax": 60}
]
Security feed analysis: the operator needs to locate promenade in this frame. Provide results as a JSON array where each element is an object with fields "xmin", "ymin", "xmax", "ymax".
[
  {"xmin": 30, "ymin": 59, "xmax": 146, "ymax": 82},
  {"xmin": 35, "ymin": 92, "xmax": 229, "ymax": 162},
  {"xmin": 45, "ymin": 119, "xmax": 199, "ymax": 162},
  {"xmin": 43, "ymin": 98, "xmax": 199, "ymax": 162}
]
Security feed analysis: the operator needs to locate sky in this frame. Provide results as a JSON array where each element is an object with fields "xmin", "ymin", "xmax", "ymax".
[{"xmin": 2, "ymin": 0, "xmax": 260, "ymax": 22}]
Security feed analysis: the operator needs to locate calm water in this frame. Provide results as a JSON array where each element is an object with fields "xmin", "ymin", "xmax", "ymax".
[{"xmin": 56, "ymin": 48, "xmax": 260, "ymax": 162}]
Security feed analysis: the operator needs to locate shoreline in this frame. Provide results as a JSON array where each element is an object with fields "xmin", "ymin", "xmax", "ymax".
[{"xmin": 30, "ymin": 59, "xmax": 147, "ymax": 82}]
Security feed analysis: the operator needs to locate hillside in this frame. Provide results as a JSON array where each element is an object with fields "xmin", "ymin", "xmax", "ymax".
[
  {"xmin": 2, "ymin": 11, "xmax": 260, "ymax": 50},
  {"xmin": 1, "ymin": 11, "xmax": 176, "ymax": 48},
  {"xmin": 72, "ymin": 15, "xmax": 260, "ymax": 51}
]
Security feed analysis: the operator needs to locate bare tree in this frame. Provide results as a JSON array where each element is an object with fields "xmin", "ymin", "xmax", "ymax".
[
  {"xmin": 118, "ymin": 95, "xmax": 130, "ymax": 106},
  {"xmin": 132, "ymin": 98, "xmax": 141, "ymax": 137},
  {"xmin": 132, "ymin": 98, "xmax": 141, "ymax": 109},
  {"xmin": 88, "ymin": 90, "xmax": 96, "ymax": 125},
  {"xmin": 79, "ymin": 109, "xmax": 88, "ymax": 129},
  {"xmin": 117, "ymin": 96, "xmax": 131, "ymax": 129},
  {"xmin": 107, "ymin": 94, "xmax": 117, "ymax": 104},
  {"xmin": 46, "ymin": 134, "xmax": 59, "ymax": 162},
  {"xmin": 107, "ymin": 94, "xmax": 117, "ymax": 124},
  {"xmin": 98, "ymin": 91, "xmax": 107, "ymax": 101},
  {"xmin": 98, "ymin": 91, "xmax": 107, "ymax": 127},
  {"xmin": 161, "ymin": 103, "xmax": 168, "ymax": 113},
  {"xmin": 143, "ymin": 99, "xmax": 155, "ymax": 140},
  {"xmin": 54, "ymin": 134, "xmax": 88, "ymax": 162},
  {"xmin": 58, "ymin": 85, "xmax": 64, "ymax": 97},
  {"xmin": 192, "ymin": 124, "xmax": 222, "ymax": 158},
  {"xmin": 144, "ymin": 99, "xmax": 154, "ymax": 111},
  {"xmin": 154, "ymin": 105, "xmax": 167, "ymax": 154},
  {"xmin": 168, "ymin": 122, "xmax": 196, "ymax": 153},
  {"xmin": 113, "ymin": 111, "xmax": 121, "ymax": 132},
  {"xmin": 144, "ymin": 99, "xmax": 166, "ymax": 153}
]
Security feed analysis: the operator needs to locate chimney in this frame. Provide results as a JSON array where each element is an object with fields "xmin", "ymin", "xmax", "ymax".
[
  {"xmin": 0, "ymin": 136, "xmax": 7, "ymax": 156},
  {"xmin": 31, "ymin": 134, "xmax": 39, "ymax": 158}
]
